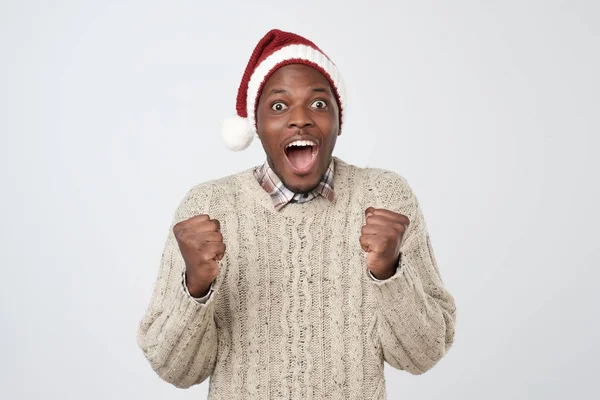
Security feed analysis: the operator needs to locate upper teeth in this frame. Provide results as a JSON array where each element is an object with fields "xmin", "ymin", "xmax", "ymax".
[{"xmin": 286, "ymin": 140, "xmax": 315, "ymax": 148}]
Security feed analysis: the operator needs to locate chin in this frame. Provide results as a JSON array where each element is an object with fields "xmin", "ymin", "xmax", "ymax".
[
  {"xmin": 284, "ymin": 180, "xmax": 320, "ymax": 194},
  {"xmin": 272, "ymin": 158, "xmax": 324, "ymax": 194}
]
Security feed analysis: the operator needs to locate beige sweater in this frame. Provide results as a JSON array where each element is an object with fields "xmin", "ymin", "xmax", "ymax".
[{"xmin": 137, "ymin": 157, "xmax": 456, "ymax": 399}]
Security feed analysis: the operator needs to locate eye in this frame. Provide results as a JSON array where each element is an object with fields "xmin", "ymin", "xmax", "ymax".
[
  {"xmin": 311, "ymin": 100, "xmax": 327, "ymax": 109},
  {"xmin": 271, "ymin": 102, "xmax": 288, "ymax": 111}
]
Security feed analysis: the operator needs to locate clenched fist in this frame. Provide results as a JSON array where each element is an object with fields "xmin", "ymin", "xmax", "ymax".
[
  {"xmin": 173, "ymin": 214, "xmax": 225, "ymax": 298},
  {"xmin": 360, "ymin": 207, "xmax": 410, "ymax": 280}
]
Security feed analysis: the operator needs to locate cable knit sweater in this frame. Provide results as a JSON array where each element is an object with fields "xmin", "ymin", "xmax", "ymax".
[{"xmin": 137, "ymin": 157, "xmax": 456, "ymax": 400}]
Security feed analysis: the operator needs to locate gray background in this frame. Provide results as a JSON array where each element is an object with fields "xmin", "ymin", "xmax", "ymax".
[{"xmin": 1, "ymin": 0, "xmax": 599, "ymax": 399}]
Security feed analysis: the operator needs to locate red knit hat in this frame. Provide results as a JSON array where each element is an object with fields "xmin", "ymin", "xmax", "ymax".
[{"xmin": 222, "ymin": 29, "xmax": 346, "ymax": 151}]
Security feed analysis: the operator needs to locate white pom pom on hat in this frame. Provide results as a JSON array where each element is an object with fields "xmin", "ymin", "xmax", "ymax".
[
  {"xmin": 221, "ymin": 29, "xmax": 346, "ymax": 151},
  {"xmin": 222, "ymin": 115, "xmax": 254, "ymax": 151}
]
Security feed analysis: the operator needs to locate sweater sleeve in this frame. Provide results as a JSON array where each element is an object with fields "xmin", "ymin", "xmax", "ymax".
[
  {"xmin": 136, "ymin": 186, "xmax": 219, "ymax": 388},
  {"xmin": 372, "ymin": 175, "xmax": 456, "ymax": 375}
]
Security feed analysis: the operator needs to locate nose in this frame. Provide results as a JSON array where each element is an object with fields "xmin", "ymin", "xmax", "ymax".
[{"xmin": 287, "ymin": 105, "xmax": 314, "ymax": 129}]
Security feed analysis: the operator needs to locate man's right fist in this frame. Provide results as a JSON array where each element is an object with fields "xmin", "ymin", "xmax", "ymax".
[{"xmin": 173, "ymin": 214, "xmax": 225, "ymax": 298}]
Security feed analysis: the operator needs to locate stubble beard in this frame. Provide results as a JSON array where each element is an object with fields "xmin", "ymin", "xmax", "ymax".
[{"xmin": 267, "ymin": 156, "xmax": 329, "ymax": 194}]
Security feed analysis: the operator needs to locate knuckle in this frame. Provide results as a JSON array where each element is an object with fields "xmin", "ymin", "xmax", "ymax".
[{"xmin": 173, "ymin": 221, "xmax": 185, "ymax": 233}]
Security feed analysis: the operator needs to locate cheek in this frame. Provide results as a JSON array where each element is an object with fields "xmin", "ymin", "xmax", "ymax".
[
  {"xmin": 315, "ymin": 111, "xmax": 339, "ymax": 134},
  {"xmin": 257, "ymin": 107, "xmax": 283, "ymax": 131},
  {"xmin": 318, "ymin": 119, "xmax": 339, "ymax": 144},
  {"xmin": 257, "ymin": 118, "xmax": 283, "ymax": 152},
  {"xmin": 261, "ymin": 117, "xmax": 282, "ymax": 133},
  {"xmin": 327, "ymin": 135, "xmax": 338, "ymax": 153}
]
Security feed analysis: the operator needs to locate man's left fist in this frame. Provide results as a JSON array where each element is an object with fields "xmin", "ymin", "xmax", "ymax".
[{"xmin": 360, "ymin": 207, "xmax": 410, "ymax": 280}]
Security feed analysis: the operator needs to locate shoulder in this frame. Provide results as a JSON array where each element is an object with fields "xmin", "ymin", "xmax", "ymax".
[
  {"xmin": 187, "ymin": 173, "xmax": 237, "ymax": 196},
  {"xmin": 362, "ymin": 166, "xmax": 410, "ymax": 189},
  {"xmin": 364, "ymin": 166, "xmax": 415, "ymax": 208},
  {"xmin": 338, "ymin": 158, "xmax": 414, "ymax": 199},
  {"xmin": 336, "ymin": 158, "xmax": 417, "ymax": 214},
  {"xmin": 178, "ymin": 168, "xmax": 254, "ymax": 214}
]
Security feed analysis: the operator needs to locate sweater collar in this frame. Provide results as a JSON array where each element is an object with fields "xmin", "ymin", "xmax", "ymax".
[{"xmin": 253, "ymin": 158, "xmax": 335, "ymax": 210}]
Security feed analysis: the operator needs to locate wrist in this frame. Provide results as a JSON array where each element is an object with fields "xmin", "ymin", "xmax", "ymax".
[
  {"xmin": 369, "ymin": 257, "xmax": 400, "ymax": 280},
  {"xmin": 369, "ymin": 267, "xmax": 395, "ymax": 280},
  {"xmin": 185, "ymin": 272, "xmax": 213, "ymax": 298}
]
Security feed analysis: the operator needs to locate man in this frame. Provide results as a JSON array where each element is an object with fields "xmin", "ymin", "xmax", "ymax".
[{"xmin": 137, "ymin": 29, "xmax": 456, "ymax": 400}]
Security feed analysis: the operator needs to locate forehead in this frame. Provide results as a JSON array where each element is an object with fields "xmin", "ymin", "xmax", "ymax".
[{"xmin": 263, "ymin": 64, "xmax": 333, "ymax": 91}]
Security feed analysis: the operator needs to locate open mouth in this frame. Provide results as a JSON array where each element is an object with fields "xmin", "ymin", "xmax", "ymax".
[{"xmin": 284, "ymin": 139, "xmax": 319, "ymax": 173}]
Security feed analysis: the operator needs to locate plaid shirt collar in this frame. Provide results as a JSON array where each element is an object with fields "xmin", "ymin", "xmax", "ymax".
[{"xmin": 254, "ymin": 159, "xmax": 335, "ymax": 211}]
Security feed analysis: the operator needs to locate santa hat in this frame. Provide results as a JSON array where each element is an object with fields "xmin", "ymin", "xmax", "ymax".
[{"xmin": 222, "ymin": 29, "xmax": 346, "ymax": 151}]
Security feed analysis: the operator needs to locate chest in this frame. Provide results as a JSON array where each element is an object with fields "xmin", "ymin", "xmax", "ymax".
[{"xmin": 213, "ymin": 207, "xmax": 378, "ymax": 322}]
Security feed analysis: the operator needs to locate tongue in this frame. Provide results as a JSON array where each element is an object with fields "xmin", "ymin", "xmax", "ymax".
[{"xmin": 287, "ymin": 146, "xmax": 313, "ymax": 170}]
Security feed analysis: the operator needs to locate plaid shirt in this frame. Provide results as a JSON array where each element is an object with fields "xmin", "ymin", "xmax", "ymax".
[{"xmin": 254, "ymin": 159, "xmax": 335, "ymax": 210}]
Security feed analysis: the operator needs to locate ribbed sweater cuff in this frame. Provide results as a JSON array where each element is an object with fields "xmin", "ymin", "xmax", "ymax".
[
  {"xmin": 369, "ymin": 257, "xmax": 420, "ymax": 316},
  {"xmin": 139, "ymin": 279, "xmax": 219, "ymax": 383},
  {"xmin": 166, "ymin": 277, "xmax": 216, "ymax": 331}
]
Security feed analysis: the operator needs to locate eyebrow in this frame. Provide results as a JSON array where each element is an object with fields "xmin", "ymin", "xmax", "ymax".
[
  {"xmin": 269, "ymin": 88, "xmax": 289, "ymax": 95},
  {"xmin": 267, "ymin": 87, "xmax": 331, "ymax": 95}
]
